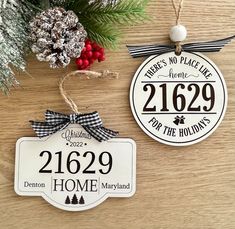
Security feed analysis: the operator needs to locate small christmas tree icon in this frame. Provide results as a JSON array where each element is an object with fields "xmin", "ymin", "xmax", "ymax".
[
  {"xmin": 71, "ymin": 194, "xmax": 78, "ymax": 205},
  {"xmin": 79, "ymin": 195, "xmax": 85, "ymax": 205},
  {"xmin": 65, "ymin": 195, "xmax": 70, "ymax": 205}
]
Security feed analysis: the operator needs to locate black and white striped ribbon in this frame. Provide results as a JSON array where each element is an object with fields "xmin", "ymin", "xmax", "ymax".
[
  {"xmin": 30, "ymin": 110, "xmax": 118, "ymax": 142},
  {"xmin": 127, "ymin": 35, "xmax": 235, "ymax": 58}
]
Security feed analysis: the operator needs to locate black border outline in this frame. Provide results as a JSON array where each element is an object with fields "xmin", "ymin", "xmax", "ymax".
[{"xmin": 130, "ymin": 52, "xmax": 227, "ymax": 145}]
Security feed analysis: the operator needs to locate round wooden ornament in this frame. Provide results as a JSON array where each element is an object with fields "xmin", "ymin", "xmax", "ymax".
[{"xmin": 130, "ymin": 51, "xmax": 227, "ymax": 146}]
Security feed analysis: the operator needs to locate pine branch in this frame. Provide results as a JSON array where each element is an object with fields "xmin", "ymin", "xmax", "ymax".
[
  {"xmin": 0, "ymin": 0, "xmax": 39, "ymax": 93},
  {"xmin": 79, "ymin": 17, "xmax": 120, "ymax": 49},
  {"xmin": 0, "ymin": 0, "xmax": 149, "ymax": 94},
  {"xmin": 78, "ymin": 0, "xmax": 149, "ymax": 26},
  {"xmin": 27, "ymin": 0, "xmax": 149, "ymax": 49},
  {"xmin": 66, "ymin": 0, "xmax": 149, "ymax": 48}
]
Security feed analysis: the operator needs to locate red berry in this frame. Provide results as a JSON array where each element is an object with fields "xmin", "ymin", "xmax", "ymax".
[
  {"xmin": 86, "ymin": 51, "xmax": 93, "ymax": 58},
  {"xmin": 89, "ymin": 58, "xmax": 95, "ymax": 64},
  {"xmin": 78, "ymin": 63, "xmax": 89, "ymax": 70},
  {"xmin": 76, "ymin": 39, "xmax": 105, "ymax": 70},
  {"xmin": 82, "ymin": 52, "xmax": 87, "ymax": 58},
  {"xmin": 99, "ymin": 48, "xmax": 104, "ymax": 54},
  {"xmin": 92, "ymin": 43, "xmax": 99, "ymax": 50},
  {"xmin": 85, "ymin": 40, "xmax": 91, "ymax": 45},
  {"xmin": 86, "ymin": 44, "xmax": 92, "ymax": 51},
  {"xmin": 93, "ymin": 51, "xmax": 101, "ymax": 59},
  {"xmin": 98, "ymin": 55, "xmax": 105, "ymax": 62},
  {"xmin": 76, "ymin": 59, "xmax": 83, "ymax": 66},
  {"xmin": 83, "ymin": 59, "xmax": 89, "ymax": 67}
]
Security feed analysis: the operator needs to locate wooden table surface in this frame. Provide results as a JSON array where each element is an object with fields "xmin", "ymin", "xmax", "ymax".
[{"xmin": 0, "ymin": 1, "xmax": 235, "ymax": 228}]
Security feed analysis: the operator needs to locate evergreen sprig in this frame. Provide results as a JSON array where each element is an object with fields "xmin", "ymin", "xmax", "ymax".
[
  {"xmin": 0, "ymin": 0, "xmax": 38, "ymax": 93},
  {"xmin": 65, "ymin": 0, "xmax": 149, "ymax": 49},
  {"xmin": 28, "ymin": 0, "xmax": 149, "ymax": 49},
  {"xmin": 80, "ymin": 17, "xmax": 120, "ymax": 49},
  {"xmin": 0, "ymin": 0, "xmax": 148, "ymax": 93},
  {"xmin": 79, "ymin": 0, "xmax": 149, "ymax": 25}
]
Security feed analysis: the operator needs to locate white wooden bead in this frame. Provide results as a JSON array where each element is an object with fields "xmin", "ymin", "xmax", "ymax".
[{"xmin": 169, "ymin": 25, "xmax": 187, "ymax": 42}]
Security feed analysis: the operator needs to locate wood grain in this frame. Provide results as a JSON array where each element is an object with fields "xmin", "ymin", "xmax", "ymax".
[{"xmin": 0, "ymin": 0, "xmax": 235, "ymax": 228}]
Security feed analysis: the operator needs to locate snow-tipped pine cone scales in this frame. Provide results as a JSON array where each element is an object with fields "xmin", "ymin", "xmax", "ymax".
[{"xmin": 30, "ymin": 7, "xmax": 87, "ymax": 68}]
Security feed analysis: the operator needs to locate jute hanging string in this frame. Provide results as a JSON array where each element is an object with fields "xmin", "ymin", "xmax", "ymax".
[
  {"xmin": 171, "ymin": 0, "xmax": 184, "ymax": 54},
  {"xmin": 171, "ymin": 0, "xmax": 184, "ymax": 25},
  {"xmin": 30, "ymin": 70, "xmax": 119, "ymax": 142},
  {"xmin": 59, "ymin": 70, "xmax": 119, "ymax": 114},
  {"xmin": 127, "ymin": 0, "xmax": 235, "ymax": 57}
]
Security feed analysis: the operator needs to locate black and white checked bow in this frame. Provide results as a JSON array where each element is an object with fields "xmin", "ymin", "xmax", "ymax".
[
  {"xmin": 127, "ymin": 35, "xmax": 235, "ymax": 58},
  {"xmin": 30, "ymin": 110, "xmax": 118, "ymax": 142}
]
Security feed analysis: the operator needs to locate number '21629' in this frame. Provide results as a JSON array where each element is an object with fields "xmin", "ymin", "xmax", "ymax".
[
  {"xmin": 143, "ymin": 83, "xmax": 215, "ymax": 112},
  {"xmin": 39, "ymin": 151, "xmax": 113, "ymax": 175}
]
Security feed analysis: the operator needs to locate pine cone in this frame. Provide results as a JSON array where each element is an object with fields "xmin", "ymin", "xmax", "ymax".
[{"xmin": 30, "ymin": 7, "xmax": 87, "ymax": 68}]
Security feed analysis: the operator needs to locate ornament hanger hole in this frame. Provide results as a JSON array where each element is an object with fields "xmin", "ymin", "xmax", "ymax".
[{"xmin": 175, "ymin": 50, "xmax": 182, "ymax": 56}]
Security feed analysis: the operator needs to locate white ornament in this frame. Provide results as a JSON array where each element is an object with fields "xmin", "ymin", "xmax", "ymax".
[
  {"xmin": 130, "ymin": 52, "xmax": 227, "ymax": 146},
  {"xmin": 15, "ymin": 125, "xmax": 136, "ymax": 211},
  {"xmin": 169, "ymin": 24, "xmax": 187, "ymax": 42}
]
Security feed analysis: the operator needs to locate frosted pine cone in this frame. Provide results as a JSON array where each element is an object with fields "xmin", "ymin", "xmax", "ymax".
[{"xmin": 30, "ymin": 7, "xmax": 87, "ymax": 68}]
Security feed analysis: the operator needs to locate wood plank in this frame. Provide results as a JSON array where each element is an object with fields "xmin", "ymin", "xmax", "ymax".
[{"xmin": 0, "ymin": 0, "xmax": 235, "ymax": 228}]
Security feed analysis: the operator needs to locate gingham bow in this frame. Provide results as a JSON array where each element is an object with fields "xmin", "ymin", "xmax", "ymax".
[
  {"xmin": 30, "ymin": 110, "xmax": 118, "ymax": 142},
  {"xmin": 127, "ymin": 35, "xmax": 235, "ymax": 58}
]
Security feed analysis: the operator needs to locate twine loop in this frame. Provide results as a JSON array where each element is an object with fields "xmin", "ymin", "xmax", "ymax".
[
  {"xmin": 59, "ymin": 70, "xmax": 119, "ymax": 114},
  {"xmin": 175, "ymin": 41, "xmax": 182, "ymax": 55},
  {"xmin": 171, "ymin": 0, "xmax": 184, "ymax": 25},
  {"xmin": 171, "ymin": 0, "xmax": 184, "ymax": 54}
]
